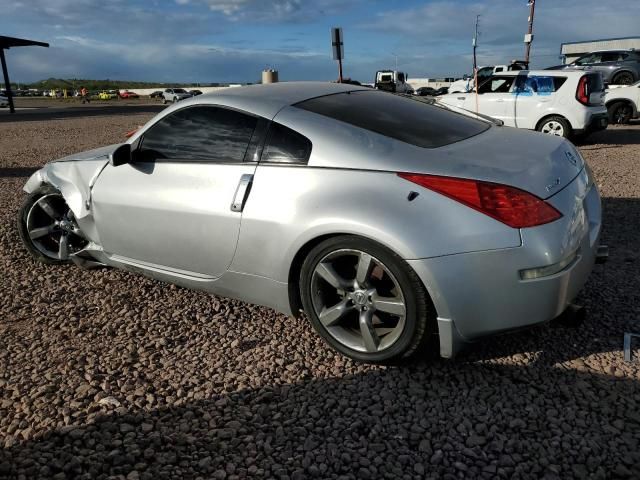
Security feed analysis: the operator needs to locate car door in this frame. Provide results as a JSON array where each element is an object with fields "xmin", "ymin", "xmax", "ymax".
[
  {"xmin": 512, "ymin": 74, "xmax": 560, "ymax": 129},
  {"xmin": 464, "ymin": 75, "xmax": 517, "ymax": 125},
  {"xmin": 91, "ymin": 105, "xmax": 264, "ymax": 279}
]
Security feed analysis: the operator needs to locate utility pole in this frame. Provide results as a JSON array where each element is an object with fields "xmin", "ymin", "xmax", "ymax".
[
  {"xmin": 473, "ymin": 14, "xmax": 480, "ymax": 111},
  {"xmin": 524, "ymin": 0, "xmax": 536, "ymax": 68}
]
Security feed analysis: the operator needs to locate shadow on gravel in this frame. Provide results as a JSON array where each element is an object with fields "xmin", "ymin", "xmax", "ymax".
[
  {"xmin": 0, "ymin": 105, "xmax": 164, "ymax": 123},
  {"xmin": 0, "ymin": 364, "xmax": 638, "ymax": 479},
  {"xmin": 0, "ymin": 167, "xmax": 39, "ymax": 178},
  {"xmin": 579, "ymin": 123, "xmax": 640, "ymax": 146}
]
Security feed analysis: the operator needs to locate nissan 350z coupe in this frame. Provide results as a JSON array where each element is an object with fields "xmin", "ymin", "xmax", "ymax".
[{"xmin": 19, "ymin": 82, "xmax": 604, "ymax": 364}]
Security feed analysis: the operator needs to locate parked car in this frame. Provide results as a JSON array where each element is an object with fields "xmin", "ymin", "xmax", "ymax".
[
  {"xmin": 546, "ymin": 49, "xmax": 640, "ymax": 86},
  {"xmin": 149, "ymin": 90, "xmax": 164, "ymax": 99},
  {"xmin": 18, "ymin": 82, "xmax": 605, "ymax": 364},
  {"xmin": 0, "ymin": 94, "xmax": 8, "ymax": 107},
  {"xmin": 604, "ymin": 80, "xmax": 640, "ymax": 123},
  {"xmin": 162, "ymin": 88, "xmax": 192, "ymax": 104},
  {"xmin": 97, "ymin": 91, "xmax": 112, "ymax": 100},
  {"xmin": 188, "ymin": 89, "xmax": 203, "ymax": 96},
  {"xmin": 374, "ymin": 70, "xmax": 412, "ymax": 94},
  {"xmin": 449, "ymin": 63, "xmax": 527, "ymax": 93},
  {"xmin": 119, "ymin": 90, "xmax": 139, "ymax": 99},
  {"xmin": 434, "ymin": 86, "xmax": 449, "ymax": 96},
  {"xmin": 438, "ymin": 70, "xmax": 608, "ymax": 139},
  {"xmin": 415, "ymin": 87, "xmax": 438, "ymax": 96}
]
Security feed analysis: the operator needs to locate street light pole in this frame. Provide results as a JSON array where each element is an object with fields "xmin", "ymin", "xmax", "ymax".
[{"xmin": 524, "ymin": 0, "xmax": 536, "ymax": 68}]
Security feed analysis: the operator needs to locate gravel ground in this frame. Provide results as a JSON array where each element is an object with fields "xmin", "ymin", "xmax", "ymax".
[{"xmin": 0, "ymin": 109, "xmax": 639, "ymax": 479}]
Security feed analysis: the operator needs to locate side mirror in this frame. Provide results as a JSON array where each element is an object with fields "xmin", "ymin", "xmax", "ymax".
[
  {"xmin": 463, "ymin": 74, "xmax": 469, "ymax": 80},
  {"xmin": 109, "ymin": 143, "xmax": 131, "ymax": 167}
]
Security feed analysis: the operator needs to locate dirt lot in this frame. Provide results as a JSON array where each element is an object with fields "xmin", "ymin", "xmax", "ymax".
[{"xmin": 0, "ymin": 107, "xmax": 639, "ymax": 479}]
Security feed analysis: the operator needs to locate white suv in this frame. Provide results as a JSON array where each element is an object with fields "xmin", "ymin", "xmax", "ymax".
[
  {"xmin": 162, "ymin": 88, "xmax": 192, "ymax": 104},
  {"xmin": 438, "ymin": 70, "xmax": 608, "ymax": 139},
  {"xmin": 604, "ymin": 80, "xmax": 640, "ymax": 124}
]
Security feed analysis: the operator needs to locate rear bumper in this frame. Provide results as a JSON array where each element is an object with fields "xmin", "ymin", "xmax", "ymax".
[
  {"xmin": 409, "ymin": 168, "xmax": 602, "ymax": 358},
  {"xmin": 574, "ymin": 112, "xmax": 608, "ymax": 136}
]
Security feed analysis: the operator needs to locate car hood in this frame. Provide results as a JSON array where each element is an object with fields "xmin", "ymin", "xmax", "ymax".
[{"xmin": 51, "ymin": 144, "xmax": 121, "ymax": 163}]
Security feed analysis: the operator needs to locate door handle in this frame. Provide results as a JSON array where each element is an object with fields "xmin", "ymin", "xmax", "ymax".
[{"xmin": 230, "ymin": 174, "xmax": 253, "ymax": 212}]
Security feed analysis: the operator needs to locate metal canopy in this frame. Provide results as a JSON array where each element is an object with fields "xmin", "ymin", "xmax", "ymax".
[{"xmin": 0, "ymin": 35, "xmax": 50, "ymax": 113}]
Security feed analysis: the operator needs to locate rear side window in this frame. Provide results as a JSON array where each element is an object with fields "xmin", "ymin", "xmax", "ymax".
[
  {"xmin": 514, "ymin": 75, "xmax": 567, "ymax": 94},
  {"xmin": 295, "ymin": 90, "xmax": 489, "ymax": 149},
  {"xmin": 139, "ymin": 106, "xmax": 257, "ymax": 163},
  {"xmin": 262, "ymin": 122, "xmax": 312, "ymax": 164},
  {"xmin": 586, "ymin": 73, "xmax": 604, "ymax": 93}
]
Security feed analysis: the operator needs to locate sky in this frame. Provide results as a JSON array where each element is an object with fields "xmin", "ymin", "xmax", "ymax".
[{"xmin": 1, "ymin": 0, "xmax": 639, "ymax": 84}]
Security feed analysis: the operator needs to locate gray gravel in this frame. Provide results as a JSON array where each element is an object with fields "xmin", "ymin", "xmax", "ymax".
[{"xmin": 0, "ymin": 109, "xmax": 639, "ymax": 479}]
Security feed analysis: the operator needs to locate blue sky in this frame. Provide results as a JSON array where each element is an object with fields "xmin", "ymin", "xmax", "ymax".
[{"xmin": 2, "ymin": 0, "xmax": 639, "ymax": 84}]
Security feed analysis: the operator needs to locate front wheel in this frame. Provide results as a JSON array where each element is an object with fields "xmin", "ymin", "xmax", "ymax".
[
  {"xmin": 537, "ymin": 116, "xmax": 571, "ymax": 138},
  {"xmin": 17, "ymin": 186, "xmax": 87, "ymax": 264},
  {"xmin": 299, "ymin": 236, "xmax": 435, "ymax": 364}
]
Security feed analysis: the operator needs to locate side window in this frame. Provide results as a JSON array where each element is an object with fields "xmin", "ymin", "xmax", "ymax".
[
  {"xmin": 138, "ymin": 106, "xmax": 257, "ymax": 163},
  {"xmin": 261, "ymin": 122, "xmax": 312, "ymax": 164},
  {"xmin": 601, "ymin": 52, "xmax": 621, "ymax": 63},
  {"xmin": 514, "ymin": 75, "xmax": 565, "ymax": 94},
  {"xmin": 575, "ymin": 53, "xmax": 600, "ymax": 65},
  {"xmin": 478, "ymin": 76, "xmax": 515, "ymax": 94},
  {"xmin": 397, "ymin": 72, "xmax": 405, "ymax": 83}
]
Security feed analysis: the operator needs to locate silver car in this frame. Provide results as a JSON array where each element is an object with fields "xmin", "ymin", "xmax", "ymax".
[{"xmin": 18, "ymin": 82, "xmax": 604, "ymax": 364}]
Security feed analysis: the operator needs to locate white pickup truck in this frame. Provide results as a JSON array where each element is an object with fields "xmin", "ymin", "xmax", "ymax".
[
  {"xmin": 438, "ymin": 70, "xmax": 608, "ymax": 139},
  {"xmin": 448, "ymin": 63, "xmax": 526, "ymax": 93},
  {"xmin": 374, "ymin": 70, "xmax": 412, "ymax": 94}
]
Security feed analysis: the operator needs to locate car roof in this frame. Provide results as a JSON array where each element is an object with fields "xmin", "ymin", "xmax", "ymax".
[
  {"xmin": 497, "ymin": 70, "xmax": 587, "ymax": 77},
  {"xmin": 178, "ymin": 82, "xmax": 368, "ymax": 119}
]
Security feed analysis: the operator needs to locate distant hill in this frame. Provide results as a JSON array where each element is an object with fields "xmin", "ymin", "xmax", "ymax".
[{"xmin": 12, "ymin": 78, "xmax": 226, "ymax": 91}]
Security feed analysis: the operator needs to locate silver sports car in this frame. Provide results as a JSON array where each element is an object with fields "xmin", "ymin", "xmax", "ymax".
[{"xmin": 19, "ymin": 82, "xmax": 604, "ymax": 364}]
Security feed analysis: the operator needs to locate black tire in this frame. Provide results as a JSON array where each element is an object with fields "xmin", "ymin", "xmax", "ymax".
[
  {"xmin": 17, "ymin": 185, "xmax": 83, "ymax": 265},
  {"xmin": 173, "ymin": 97, "xmax": 178, "ymax": 103},
  {"xmin": 611, "ymin": 71, "xmax": 635, "ymax": 86},
  {"xmin": 536, "ymin": 115, "xmax": 572, "ymax": 139},
  {"xmin": 608, "ymin": 101, "xmax": 633, "ymax": 124},
  {"xmin": 299, "ymin": 235, "xmax": 436, "ymax": 364}
]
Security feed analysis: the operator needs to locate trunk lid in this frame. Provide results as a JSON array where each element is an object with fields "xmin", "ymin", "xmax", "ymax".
[{"xmin": 389, "ymin": 125, "xmax": 584, "ymax": 200}]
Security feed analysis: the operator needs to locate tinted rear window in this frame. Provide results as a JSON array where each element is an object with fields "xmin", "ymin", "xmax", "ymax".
[
  {"xmin": 295, "ymin": 90, "xmax": 489, "ymax": 148},
  {"xmin": 586, "ymin": 73, "xmax": 604, "ymax": 92}
]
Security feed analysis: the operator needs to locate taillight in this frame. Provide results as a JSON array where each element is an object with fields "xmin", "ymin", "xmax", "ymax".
[
  {"xmin": 398, "ymin": 173, "xmax": 562, "ymax": 228},
  {"xmin": 576, "ymin": 75, "xmax": 589, "ymax": 106}
]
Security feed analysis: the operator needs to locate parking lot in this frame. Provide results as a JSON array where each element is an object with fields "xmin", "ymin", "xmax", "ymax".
[{"xmin": 0, "ymin": 105, "xmax": 639, "ymax": 479}]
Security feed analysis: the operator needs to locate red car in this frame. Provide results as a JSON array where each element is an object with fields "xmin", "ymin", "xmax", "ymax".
[{"xmin": 119, "ymin": 91, "xmax": 139, "ymax": 99}]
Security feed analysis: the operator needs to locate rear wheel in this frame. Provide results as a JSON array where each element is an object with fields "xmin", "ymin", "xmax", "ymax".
[
  {"xmin": 537, "ymin": 116, "xmax": 571, "ymax": 138},
  {"xmin": 608, "ymin": 101, "xmax": 633, "ymax": 124},
  {"xmin": 300, "ymin": 236, "xmax": 435, "ymax": 364},
  {"xmin": 17, "ymin": 186, "xmax": 87, "ymax": 264},
  {"xmin": 611, "ymin": 71, "xmax": 634, "ymax": 85}
]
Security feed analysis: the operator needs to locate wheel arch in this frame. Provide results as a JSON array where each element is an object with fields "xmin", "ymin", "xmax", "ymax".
[
  {"xmin": 535, "ymin": 113, "xmax": 572, "ymax": 132},
  {"xmin": 611, "ymin": 69, "xmax": 637, "ymax": 84},
  {"xmin": 606, "ymin": 98, "xmax": 638, "ymax": 117}
]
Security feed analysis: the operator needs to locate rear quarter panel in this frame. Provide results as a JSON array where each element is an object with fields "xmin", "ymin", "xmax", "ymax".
[{"xmin": 231, "ymin": 166, "xmax": 521, "ymax": 283}]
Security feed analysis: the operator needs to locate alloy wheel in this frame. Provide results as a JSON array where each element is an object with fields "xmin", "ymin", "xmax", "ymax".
[
  {"xmin": 614, "ymin": 105, "xmax": 632, "ymax": 124},
  {"xmin": 310, "ymin": 249, "xmax": 406, "ymax": 353},
  {"xmin": 541, "ymin": 120, "xmax": 564, "ymax": 136},
  {"xmin": 25, "ymin": 193, "xmax": 86, "ymax": 260}
]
